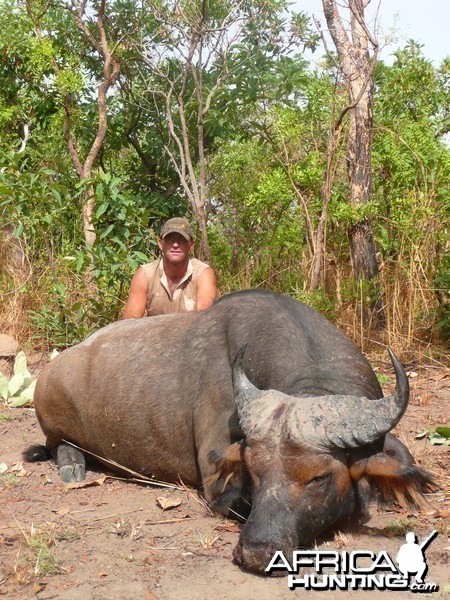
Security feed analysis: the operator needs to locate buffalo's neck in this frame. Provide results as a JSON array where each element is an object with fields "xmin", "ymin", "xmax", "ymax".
[{"xmin": 284, "ymin": 359, "xmax": 383, "ymax": 400}]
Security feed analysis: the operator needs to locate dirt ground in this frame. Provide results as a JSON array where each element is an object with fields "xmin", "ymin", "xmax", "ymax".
[{"xmin": 0, "ymin": 354, "xmax": 449, "ymax": 600}]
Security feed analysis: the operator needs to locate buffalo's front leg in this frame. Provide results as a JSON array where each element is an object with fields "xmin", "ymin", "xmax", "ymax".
[{"xmin": 56, "ymin": 443, "xmax": 86, "ymax": 483}]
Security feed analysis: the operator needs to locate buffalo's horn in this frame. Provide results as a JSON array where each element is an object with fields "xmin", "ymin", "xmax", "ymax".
[
  {"xmin": 232, "ymin": 344, "xmax": 262, "ymax": 430},
  {"xmin": 301, "ymin": 348, "xmax": 410, "ymax": 449}
]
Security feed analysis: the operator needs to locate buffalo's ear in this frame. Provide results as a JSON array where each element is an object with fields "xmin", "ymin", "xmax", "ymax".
[
  {"xmin": 205, "ymin": 440, "xmax": 250, "ymax": 519},
  {"xmin": 208, "ymin": 440, "xmax": 245, "ymax": 469},
  {"xmin": 205, "ymin": 440, "xmax": 246, "ymax": 494},
  {"xmin": 349, "ymin": 451, "xmax": 436, "ymax": 509}
]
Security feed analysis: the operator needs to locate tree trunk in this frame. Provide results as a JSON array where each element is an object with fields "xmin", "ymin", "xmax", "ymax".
[
  {"xmin": 310, "ymin": 129, "xmax": 341, "ymax": 291},
  {"xmin": 321, "ymin": 0, "xmax": 385, "ymax": 327}
]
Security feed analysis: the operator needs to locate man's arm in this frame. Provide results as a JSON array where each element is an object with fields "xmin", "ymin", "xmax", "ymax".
[
  {"xmin": 123, "ymin": 268, "xmax": 148, "ymax": 318},
  {"xmin": 196, "ymin": 267, "xmax": 217, "ymax": 311}
]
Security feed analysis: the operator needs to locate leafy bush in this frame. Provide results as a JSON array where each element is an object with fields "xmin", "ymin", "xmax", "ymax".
[
  {"xmin": 0, "ymin": 352, "xmax": 36, "ymax": 407},
  {"xmin": 27, "ymin": 298, "xmax": 101, "ymax": 350},
  {"xmin": 1, "ymin": 160, "xmax": 161, "ymax": 347},
  {"xmin": 434, "ymin": 254, "xmax": 450, "ymax": 341}
]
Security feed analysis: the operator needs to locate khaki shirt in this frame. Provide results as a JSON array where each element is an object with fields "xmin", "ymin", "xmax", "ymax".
[{"xmin": 142, "ymin": 258, "xmax": 210, "ymax": 316}]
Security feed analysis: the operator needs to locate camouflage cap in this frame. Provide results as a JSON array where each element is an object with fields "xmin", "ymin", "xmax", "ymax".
[{"xmin": 160, "ymin": 217, "xmax": 194, "ymax": 241}]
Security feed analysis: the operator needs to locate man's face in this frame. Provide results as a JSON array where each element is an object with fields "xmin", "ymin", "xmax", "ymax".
[{"xmin": 158, "ymin": 232, "xmax": 195, "ymax": 265}]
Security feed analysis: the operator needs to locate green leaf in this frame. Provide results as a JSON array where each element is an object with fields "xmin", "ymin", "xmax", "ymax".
[
  {"xmin": 429, "ymin": 435, "xmax": 450, "ymax": 446},
  {"xmin": 415, "ymin": 429, "xmax": 429, "ymax": 439},
  {"xmin": 54, "ymin": 283, "xmax": 66, "ymax": 297},
  {"xmin": 9, "ymin": 397, "xmax": 30, "ymax": 407},
  {"xmin": 416, "ymin": 426, "xmax": 450, "ymax": 445},
  {"xmin": 133, "ymin": 251, "xmax": 150, "ymax": 262},
  {"xmin": 13, "ymin": 223, "xmax": 24, "ymax": 238},
  {"xmin": 13, "ymin": 351, "xmax": 31, "ymax": 379},
  {"xmin": 8, "ymin": 372, "xmax": 26, "ymax": 397},
  {"xmin": 9, "ymin": 380, "xmax": 36, "ymax": 408},
  {"xmin": 96, "ymin": 202, "xmax": 109, "ymax": 219},
  {"xmin": 76, "ymin": 253, "xmax": 85, "ymax": 273},
  {"xmin": 435, "ymin": 426, "xmax": 450, "ymax": 438},
  {"xmin": 100, "ymin": 224, "xmax": 114, "ymax": 239},
  {"xmin": 0, "ymin": 373, "xmax": 11, "ymax": 401},
  {"xmin": 96, "ymin": 183, "xmax": 104, "ymax": 201}
]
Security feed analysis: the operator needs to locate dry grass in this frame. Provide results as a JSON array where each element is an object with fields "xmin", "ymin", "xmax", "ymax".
[
  {"xmin": 1, "ymin": 220, "xmax": 447, "ymax": 362},
  {"xmin": 0, "ymin": 254, "xmax": 33, "ymax": 346}
]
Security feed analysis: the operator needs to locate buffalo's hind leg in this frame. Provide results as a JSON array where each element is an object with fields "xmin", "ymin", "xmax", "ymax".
[{"xmin": 56, "ymin": 443, "xmax": 86, "ymax": 483}]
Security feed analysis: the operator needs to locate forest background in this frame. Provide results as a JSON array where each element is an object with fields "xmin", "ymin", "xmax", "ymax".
[{"xmin": 0, "ymin": 0, "xmax": 449, "ymax": 358}]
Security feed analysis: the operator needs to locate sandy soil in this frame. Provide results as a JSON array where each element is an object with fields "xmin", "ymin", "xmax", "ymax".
[{"xmin": 0, "ymin": 356, "xmax": 448, "ymax": 599}]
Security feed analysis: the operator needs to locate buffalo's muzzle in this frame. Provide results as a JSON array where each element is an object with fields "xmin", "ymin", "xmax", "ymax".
[{"xmin": 233, "ymin": 540, "xmax": 286, "ymax": 576}]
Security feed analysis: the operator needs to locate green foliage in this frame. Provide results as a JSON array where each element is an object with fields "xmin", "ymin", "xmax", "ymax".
[
  {"xmin": 384, "ymin": 518, "xmax": 418, "ymax": 537},
  {"xmin": 0, "ymin": 2, "xmax": 449, "ymax": 351},
  {"xmin": 27, "ymin": 297, "xmax": 99, "ymax": 350},
  {"xmin": 209, "ymin": 136, "xmax": 311, "ymax": 292},
  {"xmin": 0, "ymin": 352, "xmax": 36, "ymax": 407},
  {"xmin": 27, "ymin": 526, "xmax": 62, "ymax": 576},
  {"xmin": 434, "ymin": 254, "xmax": 450, "ymax": 341},
  {"xmin": 376, "ymin": 373, "xmax": 391, "ymax": 386},
  {"xmin": 0, "ymin": 149, "xmax": 160, "ymax": 346},
  {"xmin": 0, "ymin": 152, "xmax": 78, "ymax": 253},
  {"xmin": 374, "ymin": 49, "xmax": 450, "ymax": 222},
  {"xmin": 85, "ymin": 171, "xmax": 157, "ymax": 282},
  {"xmin": 0, "ymin": 411, "xmax": 14, "ymax": 422},
  {"xmin": 293, "ymin": 288, "xmax": 338, "ymax": 321},
  {"xmin": 22, "ymin": 172, "xmax": 159, "ymax": 347},
  {"xmin": 416, "ymin": 426, "xmax": 450, "ymax": 446}
]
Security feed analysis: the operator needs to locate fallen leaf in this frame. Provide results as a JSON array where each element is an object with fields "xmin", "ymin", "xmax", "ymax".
[
  {"xmin": 33, "ymin": 581, "xmax": 47, "ymax": 593},
  {"xmin": 431, "ymin": 508, "xmax": 450, "ymax": 519},
  {"xmin": 63, "ymin": 565, "xmax": 74, "ymax": 574},
  {"xmin": 156, "ymin": 496, "xmax": 182, "ymax": 511},
  {"xmin": 145, "ymin": 589, "xmax": 158, "ymax": 600},
  {"xmin": 67, "ymin": 476, "xmax": 108, "ymax": 490},
  {"xmin": 407, "ymin": 371, "xmax": 418, "ymax": 378},
  {"xmin": 2, "ymin": 533, "xmax": 20, "ymax": 545},
  {"xmin": 0, "ymin": 463, "xmax": 8, "ymax": 474},
  {"xmin": 384, "ymin": 530, "xmax": 398, "ymax": 538},
  {"xmin": 52, "ymin": 506, "xmax": 71, "ymax": 516},
  {"xmin": 9, "ymin": 462, "xmax": 27, "ymax": 477},
  {"xmin": 98, "ymin": 571, "xmax": 108, "ymax": 578}
]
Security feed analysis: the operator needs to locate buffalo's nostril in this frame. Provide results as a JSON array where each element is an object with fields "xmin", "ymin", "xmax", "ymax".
[{"xmin": 233, "ymin": 541, "xmax": 279, "ymax": 574}]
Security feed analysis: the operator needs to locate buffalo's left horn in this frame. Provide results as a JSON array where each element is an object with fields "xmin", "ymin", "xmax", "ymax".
[{"xmin": 302, "ymin": 348, "xmax": 410, "ymax": 449}]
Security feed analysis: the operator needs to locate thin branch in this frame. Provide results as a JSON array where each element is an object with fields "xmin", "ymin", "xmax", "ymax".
[{"xmin": 333, "ymin": 54, "xmax": 377, "ymax": 130}]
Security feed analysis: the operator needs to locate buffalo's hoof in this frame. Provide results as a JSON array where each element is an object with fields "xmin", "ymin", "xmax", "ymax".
[
  {"xmin": 59, "ymin": 463, "xmax": 86, "ymax": 483},
  {"xmin": 56, "ymin": 443, "xmax": 86, "ymax": 483}
]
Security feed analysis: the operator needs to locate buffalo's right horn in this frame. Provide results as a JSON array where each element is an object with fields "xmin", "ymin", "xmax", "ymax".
[{"xmin": 298, "ymin": 348, "xmax": 410, "ymax": 450}]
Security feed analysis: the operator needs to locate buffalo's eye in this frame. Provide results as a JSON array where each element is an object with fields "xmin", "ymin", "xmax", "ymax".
[{"xmin": 305, "ymin": 472, "xmax": 331, "ymax": 487}]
